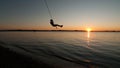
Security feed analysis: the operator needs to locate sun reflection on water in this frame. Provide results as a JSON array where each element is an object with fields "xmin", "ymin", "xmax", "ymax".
[
  {"xmin": 86, "ymin": 28, "xmax": 92, "ymax": 46},
  {"xmin": 87, "ymin": 31, "xmax": 90, "ymax": 46},
  {"xmin": 87, "ymin": 31, "xmax": 90, "ymax": 38}
]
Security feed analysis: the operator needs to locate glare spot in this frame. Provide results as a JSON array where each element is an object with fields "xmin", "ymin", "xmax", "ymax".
[{"xmin": 87, "ymin": 28, "xmax": 92, "ymax": 32}]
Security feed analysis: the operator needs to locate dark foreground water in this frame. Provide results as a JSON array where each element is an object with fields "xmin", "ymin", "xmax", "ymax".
[{"xmin": 0, "ymin": 32, "xmax": 120, "ymax": 68}]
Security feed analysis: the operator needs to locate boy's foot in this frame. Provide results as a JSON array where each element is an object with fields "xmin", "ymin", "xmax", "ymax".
[{"xmin": 60, "ymin": 25, "xmax": 63, "ymax": 28}]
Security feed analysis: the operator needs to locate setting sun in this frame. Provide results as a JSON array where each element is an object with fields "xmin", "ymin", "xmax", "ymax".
[{"xmin": 87, "ymin": 28, "xmax": 92, "ymax": 32}]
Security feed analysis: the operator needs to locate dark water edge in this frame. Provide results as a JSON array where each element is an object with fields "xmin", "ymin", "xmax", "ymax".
[
  {"xmin": 0, "ymin": 42, "xmax": 106, "ymax": 68},
  {"xmin": 0, "ymin": 44, "xmax": 52, "ymax": 68}
]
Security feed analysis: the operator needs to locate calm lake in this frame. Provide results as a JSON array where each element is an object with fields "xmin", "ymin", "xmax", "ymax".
[{"xmin": 0, "ymin": 32, "xmax": 120, "ymax": 68}]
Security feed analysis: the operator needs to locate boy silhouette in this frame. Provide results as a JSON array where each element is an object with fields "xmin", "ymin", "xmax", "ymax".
[{"xmin": 50, "ymin": 19, "xmax": 63, "ymax": 28}]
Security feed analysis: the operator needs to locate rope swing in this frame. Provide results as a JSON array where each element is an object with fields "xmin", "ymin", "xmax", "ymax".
[
  {"xmin": 44, "ymin": 0, "xmax": 63, "ymax": 28},
  {"xmin": 44, "ymin": 0, "xmax": 53, "ymax": 19}
]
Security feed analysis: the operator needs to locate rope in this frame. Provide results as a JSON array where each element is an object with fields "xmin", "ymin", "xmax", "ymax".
[{"xmin": 44, "ymin": 0, "xmax": 53, "ymax": 19}]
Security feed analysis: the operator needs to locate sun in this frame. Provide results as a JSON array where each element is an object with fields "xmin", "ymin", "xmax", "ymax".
[{"xmin": 86, "ymin": 28, "xmax": 92, "ymax": 32}]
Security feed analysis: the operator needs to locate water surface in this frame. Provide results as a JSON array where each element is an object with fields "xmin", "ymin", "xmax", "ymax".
[{"xmin": 0, "ymin": 32, "xmax": 120, "ymax": 68}]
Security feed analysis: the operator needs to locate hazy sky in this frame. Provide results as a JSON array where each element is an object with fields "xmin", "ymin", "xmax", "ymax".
[{"xmin": 0, "ymin": 0, "xmax": 120, "ymax": 30}]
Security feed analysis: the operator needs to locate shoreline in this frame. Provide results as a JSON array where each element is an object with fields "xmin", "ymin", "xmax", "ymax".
[{"xmin": 0, "ymin": 30, "xmax": 120, "ymax": 32}]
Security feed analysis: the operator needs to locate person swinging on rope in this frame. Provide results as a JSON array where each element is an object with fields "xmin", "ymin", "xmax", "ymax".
[{"xmin": 50, "ymin": 19, "xmax": 63, "ymax": 28}]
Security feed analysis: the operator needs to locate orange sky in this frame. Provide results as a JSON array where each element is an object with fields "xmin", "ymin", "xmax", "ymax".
[{"xmin": 0, "ymin": 25, "xmax": 120, "ymax": 31}]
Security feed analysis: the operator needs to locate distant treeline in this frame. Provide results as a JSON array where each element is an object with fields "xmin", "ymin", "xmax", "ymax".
[{"xmin": 0, "ymin": 30, "xmax": 120, "ymax": 32}]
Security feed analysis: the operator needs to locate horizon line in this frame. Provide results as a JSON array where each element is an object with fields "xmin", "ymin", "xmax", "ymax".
[{"xmin": 0, "ymin": 29, "xmax": 120, "ymax": 32}]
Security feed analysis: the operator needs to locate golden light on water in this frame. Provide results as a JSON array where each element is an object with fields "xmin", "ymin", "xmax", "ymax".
[
  {"xmin": 87, "ymin": 28, "xmax": 92, "ymax": 46},
  {"xmin": 87, "ymin": 31, "xmax": 90, "ymax": 38},
  {"xmin": 86, "ymin": 28, "xmax": 92, "ymax": 38}
]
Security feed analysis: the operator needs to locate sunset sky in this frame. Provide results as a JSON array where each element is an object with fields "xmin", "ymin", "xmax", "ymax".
[{"xmin": 0, "ymin": 0, "xmax": 120, "ymax": 30}]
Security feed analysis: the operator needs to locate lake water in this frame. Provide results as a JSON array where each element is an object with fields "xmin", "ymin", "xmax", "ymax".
[{"xmin": 0, "ymin": 32, "xmax": 120, "ymax": 68}]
